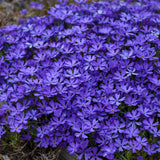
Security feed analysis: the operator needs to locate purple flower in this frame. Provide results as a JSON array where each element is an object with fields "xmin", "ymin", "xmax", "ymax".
[
  {"xmin": 136, "ymin": 136, "xmax": 148, "ymax": 150},
  {"xmin": 21, "ymin": 131, "xmax": 32, "ymax": 141},
  {"xmin": 114, "ymin": 138, "xmax": 128, "ymax": 151},
  {"xmin": 10, "ymin": 121, "xmax": 24, "ymax": 133},
  {"xmin": 27, "ymin": 109, "xmax": 40, "ymax": 121},
  {"xmin": 77, "ymin": 139, "xmax": 90, "ymax": 160},
  {"xmin": 119, "ymin": 83, "xmax": 133, "ymax": 93},
  {"xmin": 67, "ymin": 141, "xmax": 79, "ymax": 155},
  {"xmin": 143, "ymin": 118, "xmax": 159, "ymax": 130},
  {"xmin": 137, "ymin": 156, "xmax": 143, "ymax": 160},
  {"xmin": 109, "ymin": 94, "xmax": 125, "ymax": 106},
  {"xmin": 125, "ymin": 110, "xmax": 141, "ymax": 121},
  {"xmin": 101, "ymin": 143, "xmax": 116, "ymax": 160},
  {"xmin": 85, "ymin": 119, "xmax": 99, "ymax": 132},
  {"xmin": 113, "ymin": 70, "xmax": 128, "ymax": 82},
  {"xmin": 120, "ymin": 49, "xmax": 134, "ymax": 59},
  {"xmin": 37, "ymin": 137, "xmax": 50, "ymax": 148},
  {"xmin": 127, "ymin": 140, "xmax": 141, "ymax": 153},
  {"xmin": 126, "ymin": 67, "xmax": 138, "ymax": 76},
  {"xmin": 64, "ymin": 58, "xmax": 80, "ymax": 68},
  {"xmin": 16, "ymin": 112, "xmax": 29, "ymax": 125},
  {"xmin": 150, "ymin": 127, "xmax": 160, "ymax": 137},
  {"xmin": 138, "ymin": 105, "xmax": 153, "ymax": 117},
  {"xmin": 148, "ymin": 74, "xmax": 160, "ymax": 86},
  {"xmin": 74, "ymin": 123, "xmax": 90, "ymax": 139},
  {"xmin": 20, "ymin": 66, "xmax": 37, "ymax": 76},
  {"xmin": 19, "ymin": 9, "xmax": 27, "ymax": 15},
  {"xmin": 92, "ymin": 58, "xmax": 107, "ymax": 71},
  {"xmin": 99, "ymin": 27, "xmax": 112, "ymax": 35},
  {"xmin": 125, "ymin": 126, "xmax": 139, "ymax": 138},
  {"xmin": 51, "ymin": 115, "xmax": 66, "ymax": 127},
  {"xmin": 105, "ymin": 105, "xmax": 120, "ymax": 114},
  {"xmin": 111, "ymin": 120, "xmax": 125, "ymax": 133},
  {"xmin": 83, "ymin": 104, "xmax": 98, "ymax": 115},
  {"xmin": 88, "ymin": 147, "xmax": 102, "ymax": 160},
  {"xmin": 74, "ymin": 0, "xmax": 87, "ymax": 4},
  {"xmin": 65, "ymin": 68, "xmax": 81, "ymax": 78},
  {"xmin": 30, "ymin": 2, "xmax": 45, "ymax": 10},
  {"xmin": 143, "ymin": 144, "xmax": 157, "ymax": 155},
  {"xmin": 125, "ymin": 95, "xmax": 138, "ymax": 106},
  {"xmin": 0, "ymin": 126, "xmax": 6, "ymax": 138},
  {"xmin": 37, "ymin": 126, "xmax": 49, "ymax": 138},
  {"xmin": 49, "ymin": 136, "xmax": 61, "ymax": 148},
  {"xmin": 106, "ymin": 45, "xmax": 120, "ymax": 57},
  {"xmin": 65, "ymin": 78, "xmax": 80, "ymax": 88}
]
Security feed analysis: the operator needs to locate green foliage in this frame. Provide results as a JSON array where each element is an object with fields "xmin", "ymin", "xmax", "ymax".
[{"xmin": 1, "ymin": 129, "xmax": 21, "ymax": 150}]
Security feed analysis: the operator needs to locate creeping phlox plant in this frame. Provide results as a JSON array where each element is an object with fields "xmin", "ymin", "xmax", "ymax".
[{"xmin": 0, "ymin": 0, "xmax": 160, "ymax": 159}]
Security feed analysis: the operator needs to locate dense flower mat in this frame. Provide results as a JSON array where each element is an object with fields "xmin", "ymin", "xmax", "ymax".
[{"xmin": 0, "ymin": 0, "xmax": 160, "ymax": 159}]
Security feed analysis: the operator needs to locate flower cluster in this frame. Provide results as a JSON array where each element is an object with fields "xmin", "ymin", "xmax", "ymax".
[{"xmin": 0, "ymin": 0, "xmax": 160, "ymax": 159}]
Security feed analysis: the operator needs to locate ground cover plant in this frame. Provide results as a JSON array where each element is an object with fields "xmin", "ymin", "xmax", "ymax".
[{"xmin": 0, "ymin": 0, "xmax": 160, "ymax": 159}]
